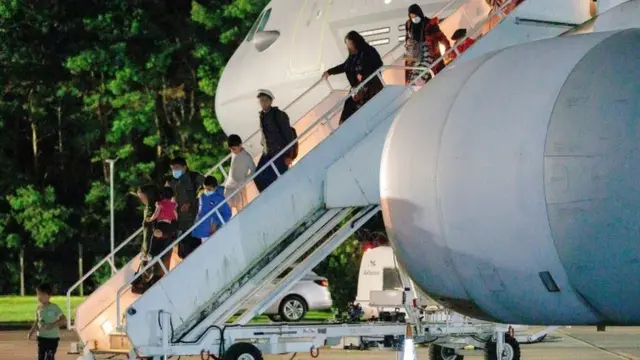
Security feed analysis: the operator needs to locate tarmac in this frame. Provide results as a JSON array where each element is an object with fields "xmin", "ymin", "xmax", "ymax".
[{"xmin": 1, "ymin": 326, "xmax": 639, "ymax": 360}]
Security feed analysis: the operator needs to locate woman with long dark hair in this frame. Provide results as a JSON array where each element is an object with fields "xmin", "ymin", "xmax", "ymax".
[
  {"xmin": 132, "ymin": 184, "xmax": 173, "ymax": 294},
  {"xmin": 323, "ymin": 31, "xmax": 384, "ymax": 124},
  {"xmin": 405, "ymin": 4, "xmax": 451, "ymax": 84}
]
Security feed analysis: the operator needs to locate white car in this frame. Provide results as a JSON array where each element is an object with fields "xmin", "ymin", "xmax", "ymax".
[{"xmin": 243, "ymin": 270, "xmax": 333, "ymax": 322}]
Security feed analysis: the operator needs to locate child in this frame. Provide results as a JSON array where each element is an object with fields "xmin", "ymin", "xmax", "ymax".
[
  {"xmin": 147, "ymin": 186, "xmax": 178, "ymax": 224},
  {"xmin": 451, "ymin": 28, "xmax": 476, "ymax": 56},
  {"xmin": 28, "ymin": 283, "xmax": 66, "ymax": 360},
  {"xmin": 193, "ymin": 176, "xmax": 232, "ymax": 243},
  {"xmin": 224, "ymin": 134, "xmax": 256, "ymax": 212}
]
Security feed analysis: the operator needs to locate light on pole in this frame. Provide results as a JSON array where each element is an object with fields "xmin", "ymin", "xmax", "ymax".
[{"xmin": 106, "ymin": 158, "xmax": 118, "ymax": 275}]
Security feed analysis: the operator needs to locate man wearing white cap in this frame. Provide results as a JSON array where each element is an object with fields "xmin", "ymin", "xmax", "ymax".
[{"xmin": 254, "ymin": 89, "xmax": 294, "ymax": 192}]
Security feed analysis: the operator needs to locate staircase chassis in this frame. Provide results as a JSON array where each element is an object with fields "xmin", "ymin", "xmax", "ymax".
[{"xmin": 92, "ymin": 307, "xmax": 560, "ymax": 360}]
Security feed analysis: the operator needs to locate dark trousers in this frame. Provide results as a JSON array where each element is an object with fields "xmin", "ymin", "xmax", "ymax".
[
  {"xmin": 339, "ymin": 79, "xmax": 383, "ymax": 125},
  {"xmin": 37, "ymin": 337, "xmax": 59, "ymax": 360},
  {"xmin": 339, "ymin": 97, "xmax": 360, "ymax": 125},
  {"xmin": 254, "ymin": 152, "xmax": 289, "ymax": 193},
  {"xmin": 140, "ymin": 221, "xmax": 155, "ymax": 255}
]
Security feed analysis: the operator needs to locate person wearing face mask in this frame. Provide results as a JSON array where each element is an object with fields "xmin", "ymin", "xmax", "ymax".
[
  {"xmin": 405, "ymin": 4, "xmax": 451, "ymax": 85},
  {"xmin": 322, "ymin": 31, "xmax": 384, "ymax": 124},
  {"xmin": 192, "ymin": 176, "xmax": 232, "ymax": 244},
  {"xmin": 167, "ymin": 156, "xmax": 205, "ymax": 238}
]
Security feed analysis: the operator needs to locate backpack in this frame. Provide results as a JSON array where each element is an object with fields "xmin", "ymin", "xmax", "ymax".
[
  {"xmin": 274, "ymin": 110, "xmax": 299, "ymax": 160},
  {"xmin": 289, "ymin": 126, "xmax": 299, "ymax": 160},
  {"xmin": 188, "ymin": 170, "xmax": 201, "ymax": 195}
]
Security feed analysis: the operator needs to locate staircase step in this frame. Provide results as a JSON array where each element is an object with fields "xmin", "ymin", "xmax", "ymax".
[
  {"xmin": 109, "ymin": 332, "xmax": 131, "ymax": 350},
  {"xmin": 91, "ymin": 348, "xmax": 131, "ymax": 355}
]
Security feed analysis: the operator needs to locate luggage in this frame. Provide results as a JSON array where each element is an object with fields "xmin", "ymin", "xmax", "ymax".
[{"xmin": 405, "ymin": 38, "xmax": 421, "ymax": 61}]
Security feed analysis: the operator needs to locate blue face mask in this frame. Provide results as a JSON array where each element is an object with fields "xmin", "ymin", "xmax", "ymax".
[
  {"xmin": 172, "ymin": 169, "xmax": 183, "ymax": 179},
  {"xmin": 204, "ymin": 190, "xmax": 215, "ymax": 196}
]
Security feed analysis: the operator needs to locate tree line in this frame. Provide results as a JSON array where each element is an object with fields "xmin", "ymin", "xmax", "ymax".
[
  {"xmin": 0, "ymin": 0, "xmax": 269, "ymax": 295},
  {"xmin": 0, "ymin": 0, "xmax": 370, "ymax": 313}
]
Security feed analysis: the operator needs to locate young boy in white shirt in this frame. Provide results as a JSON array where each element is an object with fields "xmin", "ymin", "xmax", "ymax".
[
  {"xmin": 28, "ymin": 283, "xmax": 66, "ymax": 360},
  {"xmin": 224, "ymin": 134, "xmax": 256, "ymax": 213}
]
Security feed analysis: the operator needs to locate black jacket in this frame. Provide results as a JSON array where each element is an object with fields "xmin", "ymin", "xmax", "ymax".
[
  {"xmin": 327, "ymin": 45, "xmax": 384, "ymax": 88},
  {"xmin": 260, "ymin": 107, "xmax": 293, "ymax": 156}
]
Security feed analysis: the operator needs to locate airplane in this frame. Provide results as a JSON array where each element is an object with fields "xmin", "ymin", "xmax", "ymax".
[
  {"xmin": 215, "ymin": 0, "xmax": 597, "ymax": 157},
  {"xmin": 380, "ymin": 0, "xmax": 640, "ymax": 325},
  {"xmin": 215, "ymin": 0, "xmax": 486, "ymax": 156},
  {"xmin": 214, "ymin": 0, "xmax": 640, "ymax": 326}
]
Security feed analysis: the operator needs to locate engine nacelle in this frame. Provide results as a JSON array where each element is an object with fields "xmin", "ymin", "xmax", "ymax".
[{"xmin": 380, "ymin": 28, "xmax": 640, "ymax": 325}]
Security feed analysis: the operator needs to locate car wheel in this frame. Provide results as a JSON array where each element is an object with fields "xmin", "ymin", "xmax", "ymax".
[{"xmin": 278, "ymin": 295, "xmax": 307, "ymax": 322}]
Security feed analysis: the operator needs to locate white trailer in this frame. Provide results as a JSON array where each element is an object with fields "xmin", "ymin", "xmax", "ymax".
[{"xmin": 96, "ymin": 288, "xmax": 558, "ymax": 360}]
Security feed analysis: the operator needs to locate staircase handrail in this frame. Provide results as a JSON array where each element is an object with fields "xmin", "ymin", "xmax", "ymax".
[
  {"xmin": 64, "ymin": 228, "xmax": 142, "ymax": 329},
  {"xmin": 116, "ymin": 62, "xmax": 433, "ymax": 330},
  {"xmin": 63, "ymin": 42, "xmax": 405, "ymax": 330}
]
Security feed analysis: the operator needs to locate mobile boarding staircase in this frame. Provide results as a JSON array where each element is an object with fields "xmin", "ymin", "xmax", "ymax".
[{"xmin": 66, "ymin": 1, "xmax": 566, "ymax": 359}]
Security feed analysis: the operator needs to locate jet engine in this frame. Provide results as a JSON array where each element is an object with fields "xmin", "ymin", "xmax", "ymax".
[{"xmin": 380, "ymin": 28, "xmax": 640, "ymax": 325}]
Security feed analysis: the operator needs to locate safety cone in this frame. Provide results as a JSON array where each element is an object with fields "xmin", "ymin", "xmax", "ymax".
[{"xmin": 402, "ymin": 323, "xmax": 416, "ymax": 360}]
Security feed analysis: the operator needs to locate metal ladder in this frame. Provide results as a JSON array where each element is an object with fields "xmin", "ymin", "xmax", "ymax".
[
  {"xmin": 170, "ymin": 207, "xmax": 354, "ymax": 340},
  {"xmin": 233, "ymin": 206, "xmax": 381, "ymax": 325},
  {"xmin": 176, "ymin": 205, "xmax": 381, "ymax": 343}
]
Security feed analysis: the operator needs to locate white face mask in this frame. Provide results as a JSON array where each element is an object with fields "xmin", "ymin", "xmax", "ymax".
[{"xmin": 411, "ymin": 16, "xmax": 421, "ymax": 24}]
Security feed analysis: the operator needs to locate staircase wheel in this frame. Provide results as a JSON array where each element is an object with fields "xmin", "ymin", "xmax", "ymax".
[
  {"xmin": 484, "ymin": 335, "xmax": 521, "ymax": 360},
  {"xmin": 429, "ymin": 344, "xmax": 464, "ymax": 360},
  {"xmin": 223, "ymin": 342, "xmax": 263, "ymax": 360}
]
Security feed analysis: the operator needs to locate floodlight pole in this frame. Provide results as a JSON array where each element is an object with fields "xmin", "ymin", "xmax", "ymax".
[{"xmin": 106, "ymin": 158, "xmax": 118, "ymax": 275}]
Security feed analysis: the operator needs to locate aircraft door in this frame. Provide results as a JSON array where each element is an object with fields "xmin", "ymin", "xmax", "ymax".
[{"xmin": 289, "ymin": 0, "xmax": 330, "ymax": 75}]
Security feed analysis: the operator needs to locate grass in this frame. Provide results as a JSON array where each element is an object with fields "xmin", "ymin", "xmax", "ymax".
[
  {"xmin": 0, "ymin": 296, "xmax": 333, "ymax": 324},
  {"xmin": 0, "ymin": 296, "xmax": 85, "ymax": 323}
]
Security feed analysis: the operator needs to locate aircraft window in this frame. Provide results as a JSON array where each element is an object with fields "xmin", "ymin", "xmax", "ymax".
[
  {"xmin": 369, "ymin": 38, "xmax": 390, "ymax": 47},
  {"xmin": 246, "ymin": 8, "xmax": 273, "ymax": 42},
  {"xmin": 382, "ymin": 267, "xmax": 403, "ymax": 291},
  {"xmin": 360, "ymin": 27, "xmax": 391, "ymax": 37}
]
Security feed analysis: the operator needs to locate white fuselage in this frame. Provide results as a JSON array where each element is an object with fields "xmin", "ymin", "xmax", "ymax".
[
  {"xmin": 215, "ymin": 0, "xmax": 467, "ymax": 155},
  {"xmin": 215, "ymin": 0, "xmax": 640, "ymax": 326},
  {"xmin": 380, "ymin": 0, "xmax": 640, "ymax": 325}
]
